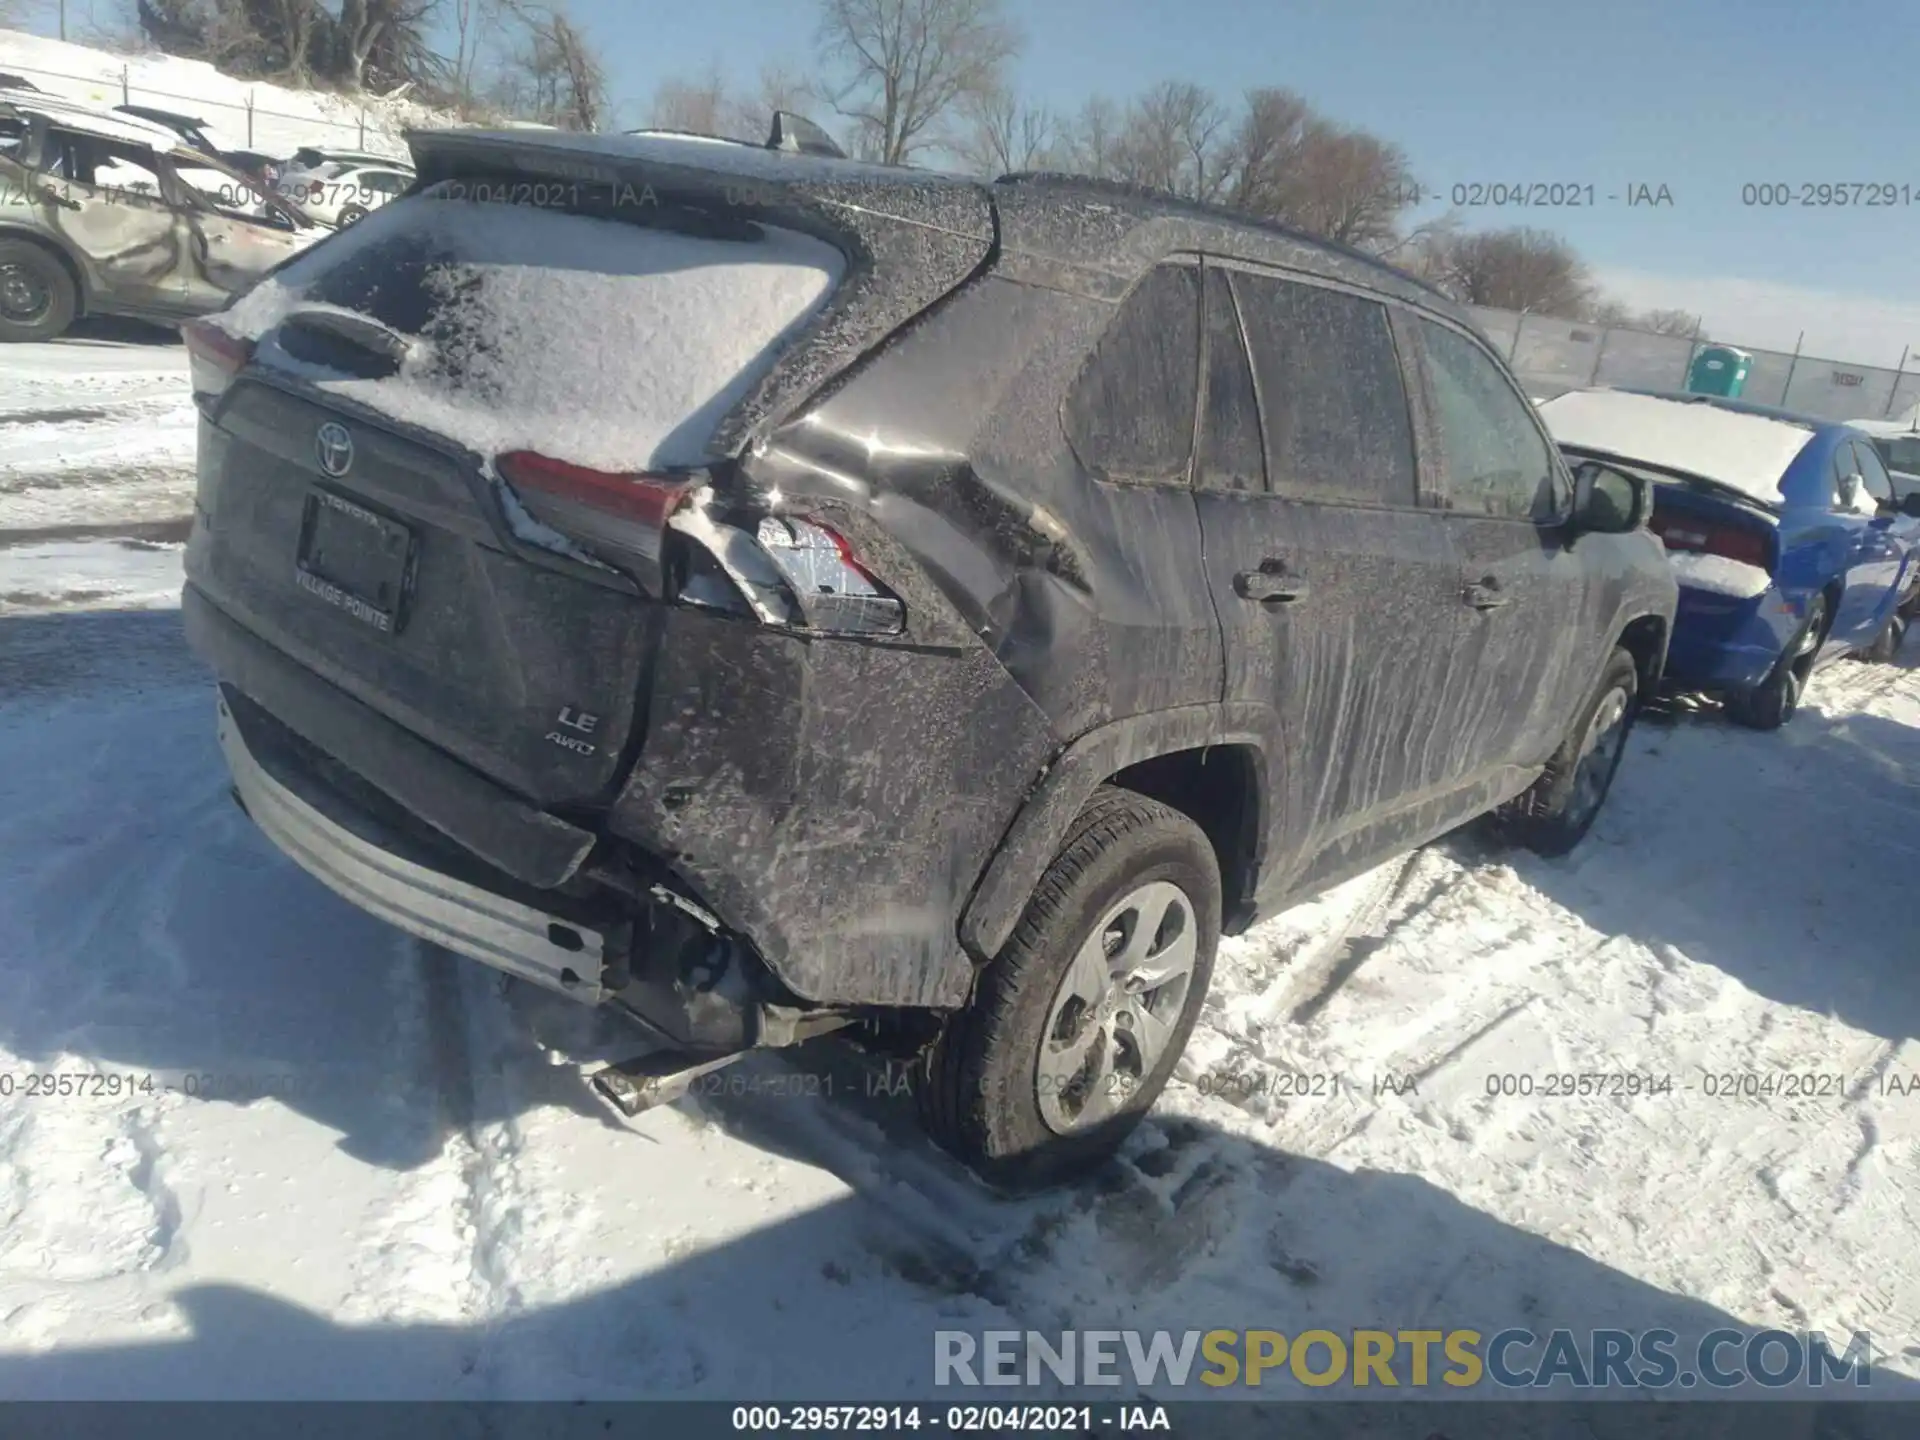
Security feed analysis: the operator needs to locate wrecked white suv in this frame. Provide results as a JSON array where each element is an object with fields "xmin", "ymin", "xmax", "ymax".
[{"xmin": 0, "ymin": 94, "xmax": 322, "ymax": 343}]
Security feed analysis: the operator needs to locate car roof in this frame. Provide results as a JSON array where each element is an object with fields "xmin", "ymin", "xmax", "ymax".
[
  {"xmin": 292, "ymin": 146, "xmax": 411, "ymax": 164},
  {"xmin": 1842, "ymin": 416, "xmax": 1920, "ymax": 437},
  {"xmin": 1611, "ymin": 388, "xmax": 1845, "ymax": 430},
  {"xmin": 117, "ymin": 104, "xmax": 207, "ymax": 127},
  {"xmin": 408, "ymin": 129, "xmax": 1459, "ymax": 317},
  {"xmin": 1539, "ymin": 387, "xmax": 1822, "ymax": 503},
  {"xmin": 0, "ymin": 93, "xmax": 186, "ymax": 150},
  {"xmin": 994, "ymin": 171, "xmax": 1456, "ymax": 305}
]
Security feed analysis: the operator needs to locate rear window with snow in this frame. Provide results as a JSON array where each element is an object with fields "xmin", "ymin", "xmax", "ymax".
[{"xmin": 218, "ymin": 190, "xmax": 845, "ymax": 472}]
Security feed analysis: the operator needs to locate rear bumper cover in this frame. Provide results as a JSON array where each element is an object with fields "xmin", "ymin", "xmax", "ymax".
[
  {"xmin": 217, "ymin": 687, "xmax": 622, "ymax": 1000},
  {"xmin": 1663, "ymin": 586, "xmax": 1792, "ymax": 691}
]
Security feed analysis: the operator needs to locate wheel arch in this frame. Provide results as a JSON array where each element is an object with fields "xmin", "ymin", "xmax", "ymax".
[
  {"xmin": 958, "ymin": 705, "xmax": 1270, "ymax": 964},
  {"xmin": 1616, "ymin": 612, "xmax": 1669, "ymax": 693}
]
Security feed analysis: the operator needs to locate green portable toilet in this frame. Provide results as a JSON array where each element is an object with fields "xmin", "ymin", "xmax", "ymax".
[{"xmin": 1686, "ymin": 345, "xmax": 1751, "ymax": 397}]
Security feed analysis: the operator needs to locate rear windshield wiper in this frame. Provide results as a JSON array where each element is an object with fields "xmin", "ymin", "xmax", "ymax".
[{"xmin": 276, "ymin": 306, "xmax": 416, "ymax": 379}]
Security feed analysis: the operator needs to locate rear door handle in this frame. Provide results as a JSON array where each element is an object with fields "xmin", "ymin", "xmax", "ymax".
[
  {"xmin": 1463, "ymin": 577, "xmax": 1511, "ymax": 610},
  {"xmin": 1234, "ymin": 564, "xmax": 1309, "ymax": 605}
]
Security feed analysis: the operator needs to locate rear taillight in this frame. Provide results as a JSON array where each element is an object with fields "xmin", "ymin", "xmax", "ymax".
[
  {"xmin": 497, "ymin": 450, "xmax": 690, "ymax": 573},
  {"xmin": 1651, "ymin": 512, "xmax": 1772, "ymax": 570},
  {"xmin": 494, "ymin": 452, "xmax": 905, "ymax": 636},
  {"xmin": 182, "ymin": 318, "xmax": 252, "ymax": 400}
]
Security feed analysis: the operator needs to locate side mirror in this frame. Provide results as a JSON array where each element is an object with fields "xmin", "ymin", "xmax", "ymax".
[
  {"xmin": 1571, "ymin": 460, "xmax": 1648, "ymax": 535},
  {"xmin": 1901, "ymin": 491, "xmax": 1920, "ymax": 519}
]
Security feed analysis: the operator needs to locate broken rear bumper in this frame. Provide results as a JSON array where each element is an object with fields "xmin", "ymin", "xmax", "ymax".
[{"xmin": 217, "ymin": 688, "xmax": 624, "ymax": 1001}]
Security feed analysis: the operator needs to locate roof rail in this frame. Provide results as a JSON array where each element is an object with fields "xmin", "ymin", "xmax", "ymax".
[{"xmin": 994, "ymin": 169, "xmax": 1453, "ymax": 302}]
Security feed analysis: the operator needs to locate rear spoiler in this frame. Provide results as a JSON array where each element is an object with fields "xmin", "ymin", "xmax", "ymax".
[{"xmin": 399, "ymin": 128, "xmax": 996, "ymax": 457}]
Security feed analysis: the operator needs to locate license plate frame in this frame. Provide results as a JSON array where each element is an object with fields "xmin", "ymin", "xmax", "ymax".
[{"xmin": 293, "ymin": 486, "xmax": 417, "ymax": 636}]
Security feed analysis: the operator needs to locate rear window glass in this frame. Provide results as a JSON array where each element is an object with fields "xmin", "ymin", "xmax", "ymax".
[{"xmin": 218, "ymin": 192, "xmax": 845, "ymax": 472}]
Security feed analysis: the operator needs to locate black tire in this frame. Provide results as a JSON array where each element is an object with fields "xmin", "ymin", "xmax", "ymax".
[
  {"xmin": 336, "ymin": 204, "xmax": 369, "ymax": 226},
  {"xmin": 1862, "ymin": 609, "xmax": 1907, "ymax": 665},
  {"xmin": 1502, "ymin": 646, "xmax": 1639, "ymax": 858},
  {"xmin": 918, "ymin": 786, "xmax": 1220, "ymax": 1192},
  {"xmin": 0, "ymin": 240, "xmax": 76, "ymax": 342},
  {"xmin": 1725, "ymin": 592, "xmax": 1827, "ymax": 731}
]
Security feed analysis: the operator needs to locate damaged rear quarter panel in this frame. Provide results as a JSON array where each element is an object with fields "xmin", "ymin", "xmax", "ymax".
[{"xmin": 607, "ymin": 608, "xmax": 1055, "ymax": 1008}]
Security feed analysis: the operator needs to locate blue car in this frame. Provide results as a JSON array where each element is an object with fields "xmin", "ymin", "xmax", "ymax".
[{"xmin": 1540, "ymin": 388, "xmax": 1920, "ymax": 729}]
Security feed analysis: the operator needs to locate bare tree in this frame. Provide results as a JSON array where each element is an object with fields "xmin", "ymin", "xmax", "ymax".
[
  {"xmin": 1057, "ymin": 93, "xmax": 1120, "ymax": 178},
  {"xmin": 1220, "ymin": 87, "xmax": 1312, "ymax": 215},
  {"xmin": 1429, "ymin": 226, "xmax": 1594, "ymax": 316},
  {"xmin": 1375, "ymin": 208, "xmax": 1464, "ymax": 280},
  {"xmin": 336, "ymin": 0, "xmax": 446, "ymax": 92},
  {"xmin": 723, "ymin": 63, "xmax": 819, "ymax": 142},
  {"xmin": 956, "ymin": 84, "xmax": 1052, "ymax": 176},
  {"xmin": 650, "ymin": 64, "xmax": 734, "ymax": 136},
  {"xmin": 1283, "ymin": 123, "xmax": 1414, "ymax": 249},
  {"xmin": 491, "ymin": 0, "xmax": 606, "ymax": 131},
  {"xmin": 1112, "ymin": 80, "xmax": 1226, "ymax": 201},
  {"xmin": 816, "ymin": 0, "xmax": 1018, "ymax": 165},
  {"xmin": 1637, "ymin": 306, "xmax": 1703, "ymax": 337}
]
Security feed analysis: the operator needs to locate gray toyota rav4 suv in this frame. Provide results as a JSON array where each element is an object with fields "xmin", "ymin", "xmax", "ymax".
[{"xmin": 181, "ymin": 126, "xmax": 1676, "ymax": 1188}]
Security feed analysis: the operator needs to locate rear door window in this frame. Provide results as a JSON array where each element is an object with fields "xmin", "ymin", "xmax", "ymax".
[
  {"xmin": 1229, "ymin": 271, "xmax": 1417, "ymax": 507},
  {"xmin": 1063, "ymin": 261, "xmax": 1201, "ymax": 482},
  {"xmin": 1832, "ymin": 442, "xmax": 1876, "ymax": 515},
  {"xmin": 1853, "ymin": 439, "xmax": 1894, "ymax": 507},
  {"xmin": 1418, "ymin": 318, "xmax": 1560, "ymax": 521}
]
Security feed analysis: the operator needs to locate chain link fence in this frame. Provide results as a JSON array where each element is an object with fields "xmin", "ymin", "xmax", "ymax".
[
  {"xmin": 1474, "ymin": 305, "xmax": 1920, "ymax": 425},
  {"xmin": 0, "ymin": 56, "xmax": 408, "ymax": 156}
]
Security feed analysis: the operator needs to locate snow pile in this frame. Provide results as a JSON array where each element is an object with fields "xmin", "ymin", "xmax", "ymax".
[
  {"xmin": 223, "ymin": 195, "xmax": 845, "ymax": 472},
  {"xmin": 1668, "ymin": 550, "xmax": 1773, "ymax": 599}
]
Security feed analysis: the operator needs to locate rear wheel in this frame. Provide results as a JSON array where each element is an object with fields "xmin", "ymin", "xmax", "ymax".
[
  {"xmin": 336, "ymin": 204, "xmax": 369, "ymax": 226},
  {"xmin": 918, "ymin": 787, "xmax": 1219, "ymax": 1191},
  {"xmin": 1502, "ymin": 646, "xmax": 1639, "ymax": 857},
  {"xmin": 0, "ymin": 240, "xmax": 76, "ymax": 342},
  {"xmin": 1726, "ymin": 593, "xmax": 1827, "ymax": 731}
]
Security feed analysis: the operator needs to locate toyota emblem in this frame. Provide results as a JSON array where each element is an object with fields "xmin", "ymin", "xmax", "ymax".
[{"xmin": 315, "ymin": 421, "xmax": 354, "ymax": 478}]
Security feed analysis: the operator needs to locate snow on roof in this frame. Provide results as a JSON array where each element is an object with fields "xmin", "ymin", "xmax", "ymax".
[
  {"xmin": 0, "ymin": 92, "xmax": 187, "ymax": 150},
  {"xmin": 428, "ymin": 127, "xmax": 957, "ymax": 186},
  {"xmin": 221, "ymin": 194, "xmax": 845, "ymax": 474},
  {"xmin": 1538, "ymin": 388, "xmax": 1815, "ymax": 504}
]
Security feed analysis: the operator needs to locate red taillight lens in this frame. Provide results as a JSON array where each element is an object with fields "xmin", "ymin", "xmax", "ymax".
[
  {"xmin": 1651, "ymin": 512, "xmax": 1771, "ymax": 570},
  {"xmin": 498, "ymin": 451, "xmax": 687, "ymax": 529},
  {"xmin": 182, "ymin": 318, "xmax": 252, "ymax": 399},
  {"xmin": 1702, "ymin": 527, "xmax": 1771, "ymax": 568},
  {"xmin": 496, "ymin": 450, "xmax": 693, "ymax": 580}
]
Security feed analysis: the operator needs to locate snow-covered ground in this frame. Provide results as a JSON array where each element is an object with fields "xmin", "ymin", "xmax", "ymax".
[
  {"xmin": 2, "ymin": 329, "xmax": 1919, "ymax": 1408},
  {"xmin": 0, "ymin": 28, "xmax": 453, "ymax": 161},
  {"xmin": 0, "ymin": 322, "xmax": 195, "ymax": 565}
]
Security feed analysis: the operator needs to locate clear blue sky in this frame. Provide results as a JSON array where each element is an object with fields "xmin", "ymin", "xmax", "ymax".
[{"xmin": 567, "ymin": 0, "xmax": 1920, "ymax": 360}]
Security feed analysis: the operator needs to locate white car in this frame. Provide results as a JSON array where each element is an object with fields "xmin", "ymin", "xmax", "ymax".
[
  {"xmin": 1844, "ymin": 417, "xmax": 1920, "ymax": 504},
  {"xmin": 278, "ymin": 157, "xmax": 413, "ymax": 227}
]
